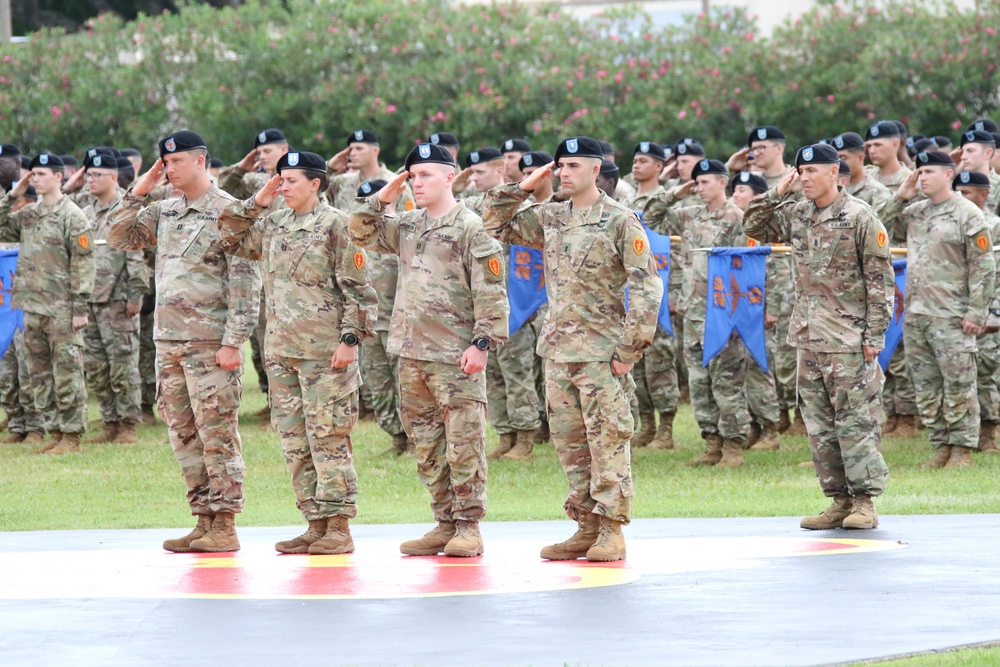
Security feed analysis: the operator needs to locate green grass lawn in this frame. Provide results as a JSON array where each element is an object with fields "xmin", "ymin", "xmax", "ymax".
[{"xmin": 848, "ymin": 644, "xmax": 1000, "ymax": 666}]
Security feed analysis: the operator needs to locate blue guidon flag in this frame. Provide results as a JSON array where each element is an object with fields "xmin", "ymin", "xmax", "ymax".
[
  {"xmin": 0, "ymin": 249, "xmax": 23, "ymax": 358},
  {"xmin": 704, "ymin": 246, "xmax": 771, "ymax": 372},
  {"xmin": 634, "ymin": 211, "xmax": 673, "ymax": 336},
  {"xmin": 878, "ymin": 259, "xmax": 907, "ymax": 371},
  {"xmin": 507, "ymin": 245, "xmax": 547, "ymax": 335}
]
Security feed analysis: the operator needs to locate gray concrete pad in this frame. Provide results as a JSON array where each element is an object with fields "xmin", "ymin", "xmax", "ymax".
[{"xmin": 1, "ymin": 514, "xmax": 998, "ymax": 666}]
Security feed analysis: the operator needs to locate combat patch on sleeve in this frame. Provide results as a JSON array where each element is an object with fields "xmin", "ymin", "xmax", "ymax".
[
  {"xmin": 76, "ymin": 230, "xmax": 94, "ymax": 254},
  {"xmin": 624, "ymin": 224, "xmax": 651, "ymax": 269},
  {"xmin": 976, "ymin": 235, "xmax": 990, "ymax": 251},
  {"xmin": 354, "ymin": 251, "xmax": 365, "ymax": 269},
  {"xmin": 865, "ymin": 220, "xmax": 890, "ymax": 258},
  {"xmin": 747, "ymin": 237, "xmax": 758, "ymax": 247},
  {"xmin": 471, "ymin": 230, "xmax": 504, "ymax": 283}
]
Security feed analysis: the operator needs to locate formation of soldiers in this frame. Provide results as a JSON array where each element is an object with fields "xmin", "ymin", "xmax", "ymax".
[{"xmin": 1, "ymin": 112, "xmax": 999, "ymax": 558}]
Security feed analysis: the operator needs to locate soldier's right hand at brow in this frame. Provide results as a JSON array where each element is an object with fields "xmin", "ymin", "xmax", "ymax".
[
  {"xmin": 237, "ymin": 149, "xmax": 258, "ymax": 172},
  {"xmin": 254, "ymin": 174, "xmax": 282, "ymax": 208},
  {"xmin": 896, "ymin": 170, "xmax": 920, "ymax": 202},
  {"xmin": 328, "ymin": 148, "xmax": 350, "ymax": 174},
  {"xmin": 133, "ymin": 159, "xmax": 164, "ymax": 197},
  {"xmin": 520, "ymin": 162, "xmax": 555, "ymax": 192},
  {"xmin": 379, "ymin": 171, "xmax": 410, "ymax": 204},
  {"xmin": 775, "ymin": 169, "xmax": 798, "ymax": 197},
  {"xmin": 8, "ymin": 172, "xmax": 32, "ymax": 198}
]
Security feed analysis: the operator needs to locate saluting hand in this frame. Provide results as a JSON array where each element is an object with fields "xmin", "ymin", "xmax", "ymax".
[
  {"xmin": 254, "ymin": 174, "xmax": 282, "ymax": 208},
  {"xmin": 328, "ymin": 148, "xmax": 351, "ymax": 175},
  {"xmin": 896, "ymin": 170, "xmax": 920, "ymax": 202},
  {"xmin": 726, "ymin": 147, "xmax": 751, "ymax": 173},
  {"xmin": 133, "ymin": 159, "xmax": 164, "ymax": 197},
  {"xmin": 379, "ymin": 170, "xmax": 410, "ymax": 204},
  {"xmin": 237, "ymin": 149, "xmax": 258, "ymax": 172},
  {"xmin": 520, "ymin": 161, "xmax": 554, "ymax": 192},
  {"xmin": 62, "ymin": 165, "xmax": 86, "ymax": 193},
  {"xmin": 949, "ymin": 148, "xmax": 963, "ymax": 166},
  {"xmin": 660, "ymin": 158, "xmax": 678, "ymax": 182},
  {"xmin": 775, "ymin": 168, "xmax": 799, "ymax": 197},
  {"xmin": 452, "ymin": 167, "xmax": 473, "ymax": 193},
  {"xmin": 8, "ymin": 172, "xmax": 33, "ymax": 198},
  {"xmin": 672, "ymin": 179, "xmax": 697, "ymax": 200}
]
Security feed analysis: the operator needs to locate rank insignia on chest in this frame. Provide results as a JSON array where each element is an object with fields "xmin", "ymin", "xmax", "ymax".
[
  {"xmin": 488, "ymin": 257, "xmax": 501, "ymax": 276},
  {"xmin": 877, "ymin": 231, "xmax": 886, "ymax": 247},
  {"xmin": 977, "ymin": 235, "xmax": 989, "ymax": 250},
  {"xmin": 354, "ymin": 251, "xmax": 365, "ymax": 269},
  {"xmin": 633, "ymin": 238, "xmax": 645, "ymax": 255}
]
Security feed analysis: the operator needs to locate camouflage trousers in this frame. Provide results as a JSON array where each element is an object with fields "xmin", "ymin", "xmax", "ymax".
[
  {"xmin": 267, "ymin": 355, "xmax": 359, "ymax": 520},
  {"xmin": 745, "ymin": 346, "xmax": 781, "ymax": 425},
  {"xmin": 359, "ymin": 329, "xmax": 403, "ymax": 437},
  {"xmin": 673, "ymin": 313, "xmax": 688, "ymax": 395},
  {"xmin": 881, "ymin": 338, "xmax": 917, "ymax": 418},
  {"xmin": 23, "ymin": 311, "xmax": 87, "ymax": 434},
  {"xmin": 976, "ymin": 330, "xmax": 1000, "ymax": 422},
  {"xmin": 770, "ymin": 313, "xmax": 798, "ymax": 412},
  {"xmin": 249, "ymin": 301, "xmax": 269, "ymax": 396},
  {"xmin": 139, "ymin": 308, "xmax": 156, "ymax": 408},
  {"xmin": 545, "ymin": 359, "xmax": 635, "ymax": 524},
  {"xmin": 798, "ymin": 348, "xmax": 888, "ymax": 498},
  {"xmin": 633, "ymin": 323, "xmax": 680, "ymax": 414},
  {"xmin": 83, "ymin": 301, "xmax": 142, "ymax": 425},
  {"xmin": 398, "ymin": 357, "xmax": 488, "ymax": 523},
  {"xmin": 486, "ymin": 323, "xmax": 541, "ymax": 434},
  {"xmin": 156, "ymin": 340, "xmax": 246, "ymax": 515},
  {"xmin": 0, "ymin": 328, "xmax": 42, "ymax": 434},
  {"xmin": 904, "ymin": 314, "xmax": 980, "ymax": 449},
  {"xmin": 682, "ymin": 318, "xmax": 751, "ymax": 443},
  {"xmin": 528, "ymin": 306, "xmax": 547, "ymax": 425}
]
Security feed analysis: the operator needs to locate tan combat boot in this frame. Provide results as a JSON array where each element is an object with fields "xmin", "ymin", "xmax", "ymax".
[
  {"xmin": 190, "ymin": 512, "xmax": 241, "ymax": 552},
  {"xmin": 400, "ymin": 521, "xmax": 456, "ymax": 556},
  {"xmin": 785, "ymin": 408, "xmax": 808, "ymax": 436},
  {"xmin": 535, "ymin": 420, "xmax": 550, "ymax": 444},
  {"xmin": 502, "ymin": 430, "xmax": 535, "ymax": 460},
  {"xmin": 978, "ymin": 422, "xmax": 999, "ymax": 453},
  {"xmin": 487, "ymin": 433, "xmax": 515, "ymax": 460},
  {"xmin": 540, "ymin": 512, "xmax": 601, "ymax": 560},
  {"xmin": 391, "ymin": 432, "xmax": 408, "ymax": 455},
  {"xmin": 141, "ymin": 405, "xmax": 158, "ymax": 425},
  {"xmin": 920, "ymin": 445, "xmax": 952, "ymax": 469},
  {"xmin": 945, "ymin": 445, "xmax": 974, "ymax": 468},
  {"xmin": 842, "ymin": 494, "xmax": 879, "ymax": 529},
  {"xmin": 777, "ymin": 409, "xmax": 792, "ymax": 433},
  {"xmin": 685, "ymin": 434, "xmax": 724, "ymax": 466},
  {"xmin": 747, "ymin": 420, "xmax": 761, "ymax": 448},
  {"xmin": 888, "ymin": 414, "xmax": 918, "ymax": 438},
  {"xmin": 275, "ymin": 519, "xmax": 328, "ymax": 554},
  {"xmin": 882, "ymin": 414, "xmax": 898, "ymax": 436},
  {"xmin": 586, "ymin": 517, "xmax": 626, "ymax": 562},
  {"xmin": 750, "ymin": 421, "xmax": 781, "ymax": 451},
  {"xmin": 32, "ymin": 431, "xmax": 61, "ymax": 455},
  {"xmin": 87, "ymin": 422, "xmax": 119, "ymax": 444},
  {"xmin": 113, "ymin": 422, "xmax": 139, "ymax": 445},
  {"xmin": 47, "ymin": 433, "xmax": 82, "ymax": 455},
  {"xmin": 308, "ymin": 516, "xmax": 354, "ymax": 555},
  {"xmin": 163, "ymin": 514, "xmax": 214, "ymax": 553},
  {"xmin": 2, "ymin": 431, "xmax": 27, "ymax": 444},
  {"xmin": 648, "ymin": 411, "xmax": 675, "ymax": 450},
  {"xmin": 23, "ymin": 431, "xmax": 45, "ymax": 446},
  {"xmin": 800, "ymin": 495, "xmax": 853, "ymax": 530},
  {"xmin": 717, "ymin": 439, "xmax": 745, "ymax": 468},
  {"xmin": 443, "ymin": 520, "xmax": 484, "ymax": 557},
  {"xmin": 632, "ymin": 412, "xmax": 656, "ymax": 448}
]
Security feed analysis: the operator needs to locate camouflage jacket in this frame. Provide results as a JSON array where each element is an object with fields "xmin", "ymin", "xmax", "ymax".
[
  {"xmin": 864, "ymin": 164, "xmax": 911, "ymax": 194},
  {"xmin": 217, "ymin": 168, "xmax": 286, "ymax": 213},
  {"xmin": 107, "ymin": 184, "xmax": 261, "ymax": 347},
  {"xmin": 640, "ymin": 190, "xmax": 686, "ymax": 308},
  {"xmin": 621, "ymin": 185, "xmax": 665, "ymax": 218},
  {"xmin": 743, "ymin": 187, "xmax": 893, "ymax": 352},
  {"xmin": 901, "ymin": 194, "xmax": 995, "ymax": 325},
  {"xmin": 483, "ymin": 184, "xmax": 661, "ymax": 364},
  {"xmin": 0, "ymin": 192, "xmax": 95, "ymax": 318},
  {"xmin": 847, "ymin": 174, "xmax": 900, "ymax": 244},
  {"xmin": 84, "ymin": 189, "xmax": 149, "ymax": 304},
  {"xmin": 988, "ymin": 169, "xmax": 1000, "ymax": 217},
  {"xmin": 218, "ymin": 198, "xmax": 377, "ymax": 363},
  {"xmin": 327, "ymin": 165, "xmax": 414, "ymax": 213},
  {"xmin": 349, "ymin": 196, "xmax": 509, "ymax": 364}
]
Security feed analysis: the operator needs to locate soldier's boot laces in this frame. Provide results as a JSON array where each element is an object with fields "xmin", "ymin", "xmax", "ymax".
[
  {"xmin": 488, "ymin": 432, "xmax": 516, "ymax": 460},
  {"xmin": 586, "ymin": 517, "xmax": 626, "ymax": 562},
  {"xmin": 502, "ymin": 430, "xmax": 535, "ymax": 460},
  {"xmin": 32, "ymin": 430, "xmax": 61, "ymax": 455},
  {"xmin": 785, "ymin": 408, "xmax": 808, "ymax": 436},
  {"xmin": 842, "ymin": 494, "xmax": 879, "ymax": 530},
  {"xmin": 648, "ymin": 411, "xmax": 676, "ymax": 450},
  {"xmin": 750, "ymin": 421, "xmax": 781, "ymax": 451},
  {"xmin": 113, "ymin": 422, "xmax": 139, "ymax": 445},
  {"xmin": 443, "ymin": 520, "xmax": 483, "ymax": 557},
  {"xmin": 400, "ymin": 521, "xmax": 456, "ymax": 556},
  {"xmin": 47, "ymin": 433, "xmax": 82, "ymax": 455},
  {"xmin": 308, "ymin": 516, "xmax": 354, "ymax": 555},
  {"xmin": 190, "ymin": 512, "xmax": 241, "ymax": 553},
  {"xmin": 632, "ymin": 412, "xmax": 657, "ymax": 448},
  {"xmin": 540, "ymin": 512, "xmax": 601, "ymax": 560},
  {"xmin": 88, "ymin": 422, "xmax": 118, "ymax": 444},
  {"xmin": 920, "ymin": 445, "xmax": 952, "ymax": 469},
  {"xmin": 978, "ymin": 421, "xmax": 999, "ymax": 453},
  {"xmin": 888, "ymin": 414, "xmax": 918, "ymax": 438},
  {"xmin": 276, "ymin": 519, "xmax": 327, "ymax": 554},
  {"xmin": 163, "ymin": 514, "xmax": 213, "ymax": 553},
  {"xmin": 716, "ymin": 439, "xmax": 745, "ymax": 468},
  {"xmin": 944, "ymin": 445, "xmax": 974, "ymax": 468},
  {"xmin": 800, "ymin": 495, "xmax": 853, "ymax": 530},
  {"xmin": 685, "ymin": 434, "xmax": 724, "ymax": 466}
]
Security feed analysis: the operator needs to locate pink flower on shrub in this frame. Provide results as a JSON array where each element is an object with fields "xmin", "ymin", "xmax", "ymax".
[
  {"xmin": 677, "ymin": 110, "xmax": 687, "ymax": 119},
  {"xmin": 51, "ymin": 106, "xmax": 61, "ymax": 120},
  {"xmin": 386, "ymin": 104, "xmax": 397, "ymax": 113}
]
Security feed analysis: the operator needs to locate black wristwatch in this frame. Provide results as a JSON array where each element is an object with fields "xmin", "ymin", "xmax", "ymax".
[
  {"xmin": 341, "ymin": 333, "xmax": 359, "ymax": 347},
  {"xmin": 473, "ymin": 338, "xmax": 490, "ymax": 351}
]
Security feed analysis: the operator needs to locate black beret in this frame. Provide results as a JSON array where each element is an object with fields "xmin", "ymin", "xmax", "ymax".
[
  {"xmin": 599, "ymin": 159, "xmax": 619, "ymax": 177},
  {"xmin": 597, "ymin": 140, "xmax": 614, "ymax": 156},
  {"xmin": 865, "ymin": 121, "xmax": 902, "ymax": 140},
  {"xmin": 832, "ymin": 132, "xmax": 865, "ymax": 151},
  {"xmin": 554, "ymin": 136, "xmax": 604, "ymax": 161},
  {"xmin": 347, "ymin": 129, "xmax": 379, "ymax": 146},
  {"xmin": 209, "ymin": 157, "xmax": 225, "ymax": 169},
  {"xmin": 915, "ymin": 150, "xmax": 955, "ymax": 167},
  {"xmin": 993, "ymin": 133, "xmax": 1000, "ymax": 149},
  {"xmin": 632, "ymin": 141, "xmax": 667, "ymax": 161},
  {"xmin": 905, "ymin": 134, "xmax": 925, "ymax": 148},
  {"xmin": 86, "ymin": 146, "xmax": 115, "ymax": 161},
  {"xmin": 794, "ymin": 143, "xmax": 840, "ymax": 167},
  {"xmin": 19, "ymin": 155, "xmax": 30, "ymax": 169},
  {"xmin": 933, "ymin": 136, "xmax": 953, "ymax": 149},
  {"xmin": 428, "ymin": 132, "xmax": 459, "ymax": 147},
  {"xmin": 405, "ymin": 143, "xmax": 457, "ymax": 171},
  {"xmin": 276, "ymin": 151, "xmax": 327, "ymax": 174},
  {"xmin": 674, "ymin": 140, "xmax": 705, "ymax": 157},
  {"xmin": 29, "ymin": 153, "xmax": 65, "ymax": 170},
  {"xmin": 159, "ymin": 130, "xmax": 207, "ymax": 158},
  {"xmin": 960, "ymin": 129, "xmax": 996, "ymax": 147},
  {"xmin": 59, "ymin": 154, "xmax": 78, "ymax": 167},
  {"xmin": 891, "ymin": 120, "xmax": 908, "ymax": 136},
  {"xmin": 748, "ymin": 126, "xmax": 785, "ymax": 145},
  {"xmin": 953, "ymin": 171, "xmax": 991, "ymax": 189},
  {"xmin": 838, "ymin": 159, "xmax": 851, "ymax": 177},
  {"xmin": 500, "ymin": 139, "xmax": 531, "ymax": 154},
  {"xmin": 465, "ymin": 147, "xmax": 503, "ymax": 168},
  {"xmin": 734, "ymin": 171, "xmax": 767, "ymax": 194},
  {"xmin": 0, "ymin": 143, "xmax": 21, "ymax": 158},
  {"xmin": 21, "ymin": 185, "xmax": 37, "ymax": 199},
  {"xmin": 911, "ymin": 138, "xmax": 938, "ymax": 154},
  {"xmin": 83, "ymin": 152, "xmax": 117, "ymax": 170},
  {"xmin": 690, "ymin": 158, "xmax": 728, "ymax": 178},
  {"xmin": 116, "ymin": 158, "xmax": 135, "ymax": 180},
  {"xmin": 254, "ymin": 128, "xmax": 286, "ymax": 148},
  {"xmin": 357, "ymin": 179, "xmax": 389, "ymax": 198},
  {"xmin": 968, "ymin": 118, "xmax": 999, "ymax": 133},
  {"xmin": 519, "ymin": 151, "xmax": 553, "ymax": 171}
]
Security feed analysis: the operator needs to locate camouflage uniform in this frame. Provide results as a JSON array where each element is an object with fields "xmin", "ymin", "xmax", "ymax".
[
  {"xmin": 900, "ymin": 195, "xmax": 995, "ymax": 450},
  {"xmin": 82, "ymin": 189, "xmax": 148, "ymax": 426},
  {"xmin": 218, "ymin": 198, "xmax": 377, "ymax": 520},
  {"xmin": 108, "ymin": 184, "xmax": 261, "ymax": 516},
  {"xmin": 327, "ymin": 166, "xmax": 414, "ymax": 213},
  {"xmin": 360, "ymin": 252, "xmax": 405, "ymax": 439},
  {"xmin": 0, "ymin": 193, "xmax": 95, "ymax": 436},
  {"xmin": 0, "ymin": 326, "xmax": 42, "ymax": 436},
  {"xmin": 138, "ymin": 248, "xmax": 157, "ymax": 411},
  {"xmin": 988, "ymin": 170, "xmax": 1000, "ymax": 215},
  {"xmin": 865, "ymin": 164, "xmax": 912, "ymax": 196},
  {"xmin": 349, "ymin": 195, "xmax": 508, "ymax": 523},
  {"xmin": 743, "ymin": 246, "xmax": 785, "ymax": 429},
  {"xmin": 744, "ymin": 187, "xmax": 893, "ymax": 498},
  {"xmin": 483, "ymin": 185, "xmax": 662, "ymax": 524},
  {"xmin": 976, "ymin": 213, "xmax": 1000, "ymax": 424}
]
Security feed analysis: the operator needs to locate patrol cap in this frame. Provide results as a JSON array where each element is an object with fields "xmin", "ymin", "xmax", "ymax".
[
  {"xmin": 674, "ymin": 140, "xmax": 705, "ymax": 157},
  {"xmin": 518, "ymin": 151, "xmax": 553, "ymax": 171},
  {"xmin": 464, "ymin": 147, "xmax": 503, "ymax": 168},
  {"xmin": 428, "ymin": 132, "xmax": 459, "ymax": 148},
  {"xmin": 347, "ymin": 129, "xmax": 379, "ymax": 146},
  {"xmin": 254, "ymin": 128, "xmax": 286, "ymax": 148},
  {"xmin": 276, "ymin": 151, "xmax": 327, "ymax": 174},
  {"xmin": 500, "ymin": 139, "xmax": 530, "ymax": 154},
  {"xmin": 0, "ymin": 143, "xmax": 21, "ymax": 157},
  {"xmin": 404, "ymin": 143, "xmax": 457, "ymax": 171},
  {"xmin": 952, "ymin": 171, "xmax": 990, "ymax": 189},
  {"xmin": 159, "ymin": 130, "xmax": 207, "ymax": 158},
  {"xmin": 599, "ymin": 159, "xmax": 620, "ymax": 177},
  {"xmin": 357, "ymin": 179, "xmax": 389, "ymax": 198},
  {"xmin": 632, "ymin": 141, "xmax": 667, "ymax": 161},
  {"xmin": 554, "ymin": 136, "xmax": 604, "ymax": 161},
  {"xmin": 83, "ymin": 152, "xmax": 117, "ymax": 170},
  {"xmin": 864, "ymin": 121, "xmax": 902, "ymax": 141},
  {"xmin": 748, "ymin": 126, "xmax": 785, "ymax": 145},
  {"xmin": 59, "ymin": 155, "xmax": 78, "ymax": 168},
  {"xmin": 832, "ymin": 132, "xmax": 865, "ymax": 151},
  {"xmin": 838, "ymin": 159, "xmax": 851, "ymax": 177},
  {"xmin": 690, "ymin": 158, "xmax": 728, "ymax": 178},
  {"xmin": 29, "ymin": 153, "xmax": 65, "ymax": 170},
  {"xmin": 968, "ymin": 118, "xmax": 999, "ymax": 133},
  {"xmin": 915, "ymin": 150, "xmax": 955, "ymax": 167},
  {"xmin": 734, "ymin": 171, "xmax": 767, "ymax": 194},
  {"xmin": 960, "ymin": 129, "xmax": 996, "ymax": 147},
  {"xmin": 794, "ymin": 143, "xmax": 840, "ymax": 167}
]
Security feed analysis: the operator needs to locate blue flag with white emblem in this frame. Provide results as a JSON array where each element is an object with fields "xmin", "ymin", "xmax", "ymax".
[
  {"xmin": 704, "ymin": 246, "xmax": 771, "ymax": 372},
  {"xmin": 0, "ymin": 249, "xmax": 23, "ymax": 358},
  {"xmin": 507, "ymin": 245, "xmax": 547, "ymax": 335},
  {"xmin": 878, "ymin": 259, "xmax": 907, "ymax": 371},
  {"xmin": 640, "ymin": 221, "xmax": 673, "ymax": 336}
]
